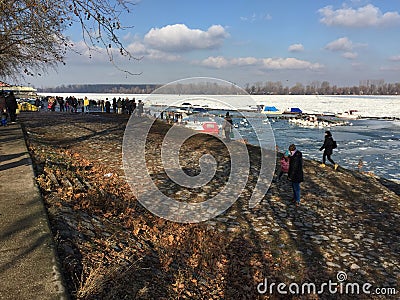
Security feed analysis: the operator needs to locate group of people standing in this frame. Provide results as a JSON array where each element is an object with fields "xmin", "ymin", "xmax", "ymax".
[
  {"xmin": 277, "ymin": 144, "xmax": 304, "ymax": 206},
  {"xmin": 45, "ymin": 96, "xmax": 145, "ymax": 116},
  {"xmin": 277, "ymin": 130, "xmax": 338, "ymax": 207}
]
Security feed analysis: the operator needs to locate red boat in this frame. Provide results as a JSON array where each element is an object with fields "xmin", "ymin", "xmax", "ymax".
[{"xmin": 185, "ymin": 121, "xmax": 220, "ymax": 135}]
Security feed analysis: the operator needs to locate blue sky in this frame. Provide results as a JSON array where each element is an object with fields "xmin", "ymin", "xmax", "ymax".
[{"xmin": 27, "ymin": 0, "xmax": 400, "ymax": 89}]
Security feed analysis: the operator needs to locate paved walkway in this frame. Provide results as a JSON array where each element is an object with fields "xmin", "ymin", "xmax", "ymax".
[{"xmin": 0, "ymin": 124, "xmax": 67, "ymax": 299}]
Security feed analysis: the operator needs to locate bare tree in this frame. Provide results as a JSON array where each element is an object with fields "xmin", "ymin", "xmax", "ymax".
[{"xmin": 0, "ymin": 0, "xmax": 139, "ymax": 81}]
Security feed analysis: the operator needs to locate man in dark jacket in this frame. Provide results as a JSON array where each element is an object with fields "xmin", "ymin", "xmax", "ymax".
[
  {"xmin": 319, "ymin": 130, "xmax": 338, "ymax": 170},
  {"xmin": 5, "ymin": 91, "xmax": 17, "ymax": 122},
  {"xmin": 288, "ymin": 144, "xmax": 303, "ymax": 206}
]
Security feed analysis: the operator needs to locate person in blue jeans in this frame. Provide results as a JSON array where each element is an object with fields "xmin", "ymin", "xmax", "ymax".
[{"xmin": 288, "ymin": 144, "xmax": 304, "ymax": 206}]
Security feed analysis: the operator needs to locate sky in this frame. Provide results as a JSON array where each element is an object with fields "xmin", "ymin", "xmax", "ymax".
[{"xmin": 26, "ymin": 0, "xmax": 400, "ymax": 89}]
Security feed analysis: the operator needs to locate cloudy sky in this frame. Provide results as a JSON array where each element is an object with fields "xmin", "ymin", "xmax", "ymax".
[{"xmin": 28, "ymin": 0, "xmax": 400, "ymax": 88}]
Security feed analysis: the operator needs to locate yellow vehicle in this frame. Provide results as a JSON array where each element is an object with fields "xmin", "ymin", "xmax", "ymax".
[{"xmin": 17, "ymin": 99, "xmax": 39, "ymax": 112}]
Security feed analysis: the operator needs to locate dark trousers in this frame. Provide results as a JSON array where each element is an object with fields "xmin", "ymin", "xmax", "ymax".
[
  {"xmin": 9, "ymin": 110, "xmax": 16, "ymax": 122},
  {"xmin": 224, "ymin": 129, "xmax": 231, "ymax": 141},
  {"xmin": 323, "ymin": 151, "xmax": 335, "ymax": 164},
  {"xmin": 292, "ymin": 182, "xmax": 301, "ymax": 203}
]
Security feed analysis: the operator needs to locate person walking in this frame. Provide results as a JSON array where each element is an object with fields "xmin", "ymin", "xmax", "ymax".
[
  {"xmin": 319, "ymin": 130, "xmax": 338, "ymax": 170},
  {"xmin": 222, "ymin": 112, "xmax": 233, "ymax": 142},
  {"xmin": 288, "ymin": 144, "xmax": 304, "ymax": 206}
]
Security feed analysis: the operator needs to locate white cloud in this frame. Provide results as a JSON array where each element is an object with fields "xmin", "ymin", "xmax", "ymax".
[
  {"xmin": 126, "ymin": 41, "xmax": 147, "ymax": 56},
  {"xmin": 199, "ymin": 56, "xmax": 323, "ymax": 70},
  {"xmin": 143, "ymin": 24, "xmax": 229, "ymax": 52},
  {"xmin": 76, "ymin": 23, "xmax": 228, "ymax": 64},
  {"xmin": 342, "ymin": 52, "xmax": 358, "ymax": 59},
  {"xmin": 325, "ymin": 37, "xmax": 354, "ymax": 52},
  {"xmin": 146, "ymin": 49, "xmax": 182, "ymax": 62},
  {"xmin": 200, "ymin": 56, "xmax": 230, "ymax": 68},
  {"xmin": 240, "ymin": 13, "xmax": 272, "ymax": 22},
  {"xmin": 389, "ymin": 55, "xmax": 400, "ymax": 62},
  {"xmin": 231, "ymin": 57, "xmax": 259, "ymax": 66},
  {"xmin": 288, "ymin": 44, "xmax": 304, "ymax": 52},
  {"xmin": 318, "ymin": 4, "xmax": 400, "ymax": 27},
  {"xmin": 126, "ymin": 41, "xmax": 181, "ymax": 62},
  {"xmin": 260, "ymin": 58, "xmax": 323, "ymax": 70}
]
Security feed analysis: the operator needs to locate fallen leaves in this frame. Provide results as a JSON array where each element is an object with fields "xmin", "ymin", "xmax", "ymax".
[{"xmin": 20, "ymin": 112, "xmax": 400, "ymax": 300}]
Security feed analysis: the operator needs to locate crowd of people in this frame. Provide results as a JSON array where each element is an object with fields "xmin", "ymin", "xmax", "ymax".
[
  {"xmin": 44, "ymin": 96, "xmax": 145, "ymax": 116},
  {"xmin": 3, "ymin": 96, "xmax": 338, "ymax": 207}
]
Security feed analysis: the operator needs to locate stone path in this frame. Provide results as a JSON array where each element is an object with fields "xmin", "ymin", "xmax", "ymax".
[{"xmin": 0, "ymin": 124, "xmax": 67, "ymax": 299}]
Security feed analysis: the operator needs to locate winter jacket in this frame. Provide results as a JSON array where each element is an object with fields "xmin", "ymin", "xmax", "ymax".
[
  {"xmin": 5, "ymin": 93, "xmax": 17, "ymax": 110},
  {"xmin": 288, "ymin": 150, "xmax": 304, "ymax": 183},
  {"xmin": 280, "ymin": 157, "xmax": 289, "ymax": 173},
  {"xmin": 320, "ymin": 136, "xmax": 335, "ymax": 155}
]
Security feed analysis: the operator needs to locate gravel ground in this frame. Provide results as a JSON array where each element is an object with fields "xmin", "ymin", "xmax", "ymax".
[{"xmin": 19, "ymin": 111, "xmax": 400, "ymax": 300}]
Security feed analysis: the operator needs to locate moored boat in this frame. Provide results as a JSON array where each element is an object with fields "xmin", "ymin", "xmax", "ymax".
[
  {"xmin": 336, "ymin": 110, "xmax": 360, "ymax": 119},
  {"xmin": 261, "ymin": 106, "xmax": 281, "ymax": 114},
  {"xmin": 184, "ymin": 121, "xmax": 220, "ymax": 135},
  {"xmin": 284, "ymin": 107, "xmax": 302, "ymax": 114}
]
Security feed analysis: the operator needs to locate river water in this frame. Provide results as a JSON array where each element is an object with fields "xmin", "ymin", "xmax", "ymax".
[
  {"xmin": 249, "ymin": 117, "xmax": 399, "ymax": 182},
  {"xmin": 175, "ymin": 111, "xmax": 399, "ymax": 182}
]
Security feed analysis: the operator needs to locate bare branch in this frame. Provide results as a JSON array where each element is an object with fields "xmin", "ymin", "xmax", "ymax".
[{"xmin": 0, "ymin": 0, "xmax": 140, "ymax": 81}]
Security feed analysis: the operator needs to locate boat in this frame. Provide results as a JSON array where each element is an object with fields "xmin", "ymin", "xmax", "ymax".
[
  {"xmin": 261, "ymin": 106, "xmax": 281, "ymax": 114},
  {"xmin": 336, "ymin": 110, "xmax": 360, "ymax": 119},
  {"xmin": 322, "ymin": 111, "xmax": 336, "ymax": 117},
  {"xmin": 184, "ymin": 121, "xmax": 220, "ymax": 135},
  {"xmin": 284, "ymin": 107, "xmax": 302, "ymax": 114},
  {"xmin": 176, "ymin": 107, "xmax": 193, "ymax": 114},
  {"xmin": 192, "ymin": 107, "xmax": 208, "ymax": 113}
]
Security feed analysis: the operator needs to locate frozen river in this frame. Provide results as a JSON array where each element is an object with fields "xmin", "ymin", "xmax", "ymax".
[
  {"xmin": 39, "ymin": 93, "xmax": 400, "ymax": 119},
  {"xmin": 38, "ymin": 93, "xmax": 400, "ymax": 181},
  {"xmin": 253, "ymin": 117, "xmax": 399, "ymax": 182}
]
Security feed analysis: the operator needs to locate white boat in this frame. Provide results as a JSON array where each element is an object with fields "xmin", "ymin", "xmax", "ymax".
[
  {"xmin": 336, "ymin": 110, "xmax": 361, "ymax": 119},
  {"xmin": 322, "ymin": 111, "xmax": 336, "ymax": 117}
]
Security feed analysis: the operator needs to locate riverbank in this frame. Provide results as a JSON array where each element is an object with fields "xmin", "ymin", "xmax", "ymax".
[{"xmin": 19, "ymin": 111, "xmax": 399, "ymax": 299}]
